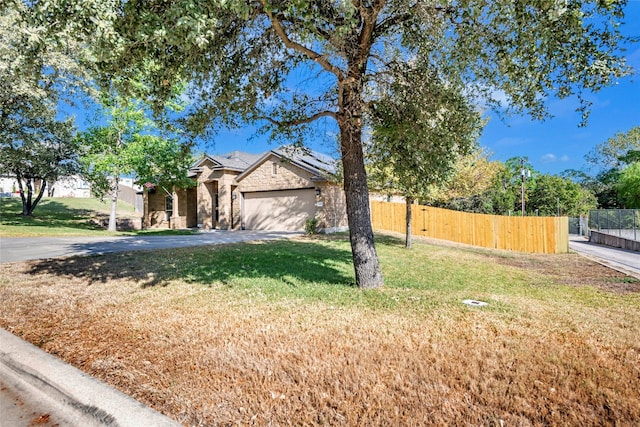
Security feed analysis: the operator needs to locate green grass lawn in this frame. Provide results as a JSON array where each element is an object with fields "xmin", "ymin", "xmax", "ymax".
[
  {"xmin": 2, "ymin": 196, "xmax": 639, "ymax": 424},
  {"xmin": 0, "ymin": 197, "xmax": 194, "ymax": 237},
  {"xmin": 1, "ymin": 234, "xmax": 638, "ymax": 425}
]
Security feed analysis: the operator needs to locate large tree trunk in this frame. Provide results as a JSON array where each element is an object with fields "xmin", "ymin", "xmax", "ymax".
[
  {"xmin": 405, "ymin": 197, "xmax": 413, "ymax": 249},
  {"xmin": 338, "ymin": 84, "xmax": 384, "ymax": 289}
]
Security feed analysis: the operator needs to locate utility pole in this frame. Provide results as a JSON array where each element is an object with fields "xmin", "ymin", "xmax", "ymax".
[{"xmin": 520, "ymin": 158, "xmax": 530, "ymax": 216}]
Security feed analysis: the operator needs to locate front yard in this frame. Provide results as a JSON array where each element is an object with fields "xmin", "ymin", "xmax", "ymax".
[{"xmin": 1, "ymin": 234, "xmax": 638, "ymax": 426}]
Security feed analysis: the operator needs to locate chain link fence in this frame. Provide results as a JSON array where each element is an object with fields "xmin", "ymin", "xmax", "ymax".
[{"xmin": 588, "ymin": 209, "xmax": 640, "ymax": 242}]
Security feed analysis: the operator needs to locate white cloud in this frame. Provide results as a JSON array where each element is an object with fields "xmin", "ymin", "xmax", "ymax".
[{"xmin": 541, "ymin": 153, "xmax": 570, "ymax": 163}]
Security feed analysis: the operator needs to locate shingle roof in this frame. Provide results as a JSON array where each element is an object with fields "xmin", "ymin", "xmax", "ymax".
[
  {"xmin": 209, "ymin": 151, "xmax": 263, "ymax": 171},
  {"xmin": 191, "ymin": 146, "xmax": 339, "ymax": 182}
]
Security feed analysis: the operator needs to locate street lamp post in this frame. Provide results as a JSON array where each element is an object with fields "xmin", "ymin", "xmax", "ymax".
[{"xmin": 520, "ymin": 158, "xmax": 530, "ymax": 216}]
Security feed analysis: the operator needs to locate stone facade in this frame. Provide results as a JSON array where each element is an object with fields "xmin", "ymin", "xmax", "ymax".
[
  {"xmin": 143, "ymin": 188, "xmax": 171, "ymax": 229},
  {"xmin": 193, "ymin": 165, "xmax": 240, "ymax": 230},
  {"xmin": 238, "ymin": 156, "xmax": 316, "ymax": 192},
  {"xmin": 315, "ymin": 183, "xmax": 348, "ymax": 232},
  {"xmin": 170, "ymin": 187, "xmax": 197, "ymax": 229}
]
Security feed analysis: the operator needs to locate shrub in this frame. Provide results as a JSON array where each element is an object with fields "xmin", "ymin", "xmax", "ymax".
[{"xmin": 305, "ymin": 217, "xmax": 319, "ymax": 235}]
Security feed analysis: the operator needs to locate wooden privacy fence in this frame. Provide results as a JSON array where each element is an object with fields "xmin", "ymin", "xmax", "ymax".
[{"xmin": 370, "ymin": 201, "xmax": 569, "ymax": 254}]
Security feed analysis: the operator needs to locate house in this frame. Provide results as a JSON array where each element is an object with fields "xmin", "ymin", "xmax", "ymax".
[
  {"xmin": 0, "ymin": 175, "xmax": 91, "ymax": 198},
  {"xmin": 143, "ymin": 146, "xmax": 348, "ymax": 233}
]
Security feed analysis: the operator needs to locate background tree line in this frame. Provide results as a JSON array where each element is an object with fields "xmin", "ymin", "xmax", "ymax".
[{"xmin": 369, "ymin": 126, "xmax": 639, "ymax": 217}]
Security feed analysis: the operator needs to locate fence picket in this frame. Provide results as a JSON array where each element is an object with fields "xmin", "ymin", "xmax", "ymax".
[{"xmin": 370, "ymin": 200, "xmax": 569, "ymax": 254}]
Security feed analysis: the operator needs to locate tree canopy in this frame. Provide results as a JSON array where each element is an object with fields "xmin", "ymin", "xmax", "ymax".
[
  {"xmin": 617, "ymin": 162, "xmax": 640, "ymax": 208},
  {"xmin": 582, "ymin": 126, "xmax": 640, "ymax": 208},
  {"xmin": 367, "ymin": 62, "xmax": 483, "ymax": 247},
  {"xmin": 79, "ymin": 91, "xmax": 194, "ymax": 231},
  {"xmin": 21, "ymin": 0, "xmax": 634, "ymax": 288},
  {"xmin": 0, "ymin": 3, "xmax": 85, "ymax": 215}
]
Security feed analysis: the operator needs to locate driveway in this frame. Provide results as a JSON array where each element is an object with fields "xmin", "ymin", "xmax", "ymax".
[
  {"xmin": 0, "ymin": 230, "xmax": 302, "ymax": 263},
  {"xmin": 569, "ymin": 235, "xmax": 640, "ymax": 279}
]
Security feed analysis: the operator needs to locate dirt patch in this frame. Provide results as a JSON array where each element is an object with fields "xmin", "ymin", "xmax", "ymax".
[{"xmin": 484, "ymin": 251, "xmax": 640, "ymax": 293}]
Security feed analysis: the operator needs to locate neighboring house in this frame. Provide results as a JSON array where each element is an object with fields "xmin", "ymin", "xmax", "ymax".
[
  {"xmin": 49, "ymin": 175, "xmax": 92, "ymax": 198},
  {"xmin": 0, "ymin": 175, "xmax": 91, "ymax": 198},
  {"xmin": 143, "ymin": 146, "xmax": 349, "ymax": 233}
]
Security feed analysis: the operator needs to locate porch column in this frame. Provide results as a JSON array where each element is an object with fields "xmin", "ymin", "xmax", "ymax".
[
  {"xmin": 218, "ymin": 183, "xmax": 231, "ymax": 230},
  {"xmin": 142, "ymin": 187, "xmax": 150, "ymax": 229},
  {"xmin": 197, "ymin": 181, "xmax": 215, "ymax": 229}
]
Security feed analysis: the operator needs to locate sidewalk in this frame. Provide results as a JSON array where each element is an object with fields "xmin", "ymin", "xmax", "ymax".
[
  {"xmin": 569, "ymin": 235, "xmax": 640, "ymax": 279},
  {"xmin": 0, "ymin": 328, "xmax": 182, "ymax": 427}
]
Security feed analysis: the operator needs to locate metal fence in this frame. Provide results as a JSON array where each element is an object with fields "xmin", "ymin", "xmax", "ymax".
[
  {"xmin": 568, "ymin": 215, "xmax": 589, "ymax": 236},
  {"xmin": 588, "ymin": 209, "xmax": 640, "ymax": 242}
]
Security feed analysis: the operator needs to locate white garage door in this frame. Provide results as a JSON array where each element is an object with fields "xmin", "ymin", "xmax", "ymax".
[{"xmin": 243, "ymin": 189, "xmax": 316, "ymax": 231}]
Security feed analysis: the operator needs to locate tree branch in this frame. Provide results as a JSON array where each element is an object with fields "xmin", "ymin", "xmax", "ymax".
[
  {"xmin": 260, "ymin": 1, "xmax": 344, "ymax": 80},
  {"xmin": 257, "ymin": 110, "xmax": 337, "ymax": 127},
  {"xmin": 374, "ymin": 4, "xmax": 456, "ymax": 38}
]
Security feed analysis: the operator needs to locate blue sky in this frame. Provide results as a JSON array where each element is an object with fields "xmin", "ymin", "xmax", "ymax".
[
  {"xmin": 480, "ymin": 1, "xmax": 640, "ymax": 176},
  {"xmin": 202, "ymin": 2, "xmax": 640, "ymax": 177},
  {"xmin": 68, "ymin": 3, "xmax": 638, "ymax": 177}
]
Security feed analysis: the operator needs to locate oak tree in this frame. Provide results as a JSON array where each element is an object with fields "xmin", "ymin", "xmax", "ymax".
[{"xmin": 26, "ymin": 0, "xmax": 633, "ymax": 287}]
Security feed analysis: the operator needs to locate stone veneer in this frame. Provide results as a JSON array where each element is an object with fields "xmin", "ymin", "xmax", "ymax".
[{"xmin": 237, "ymin": 155, "xmax": 316, "ymax": 192}]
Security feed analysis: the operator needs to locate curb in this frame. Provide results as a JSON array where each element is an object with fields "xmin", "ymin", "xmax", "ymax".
[{"xmin": 0, "ymin": 328, "xmax": 182, "ymax": 427}]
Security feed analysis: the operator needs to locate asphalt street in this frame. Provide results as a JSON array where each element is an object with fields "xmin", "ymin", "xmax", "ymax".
[{"xmin": 0, "ymin": 230, "xmax": 301, "ymax": 263}]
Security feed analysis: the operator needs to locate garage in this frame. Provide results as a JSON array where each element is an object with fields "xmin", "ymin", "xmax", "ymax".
[{"xmin": 242, "ymin": 188, "xmax": 316, "ymax": 231}]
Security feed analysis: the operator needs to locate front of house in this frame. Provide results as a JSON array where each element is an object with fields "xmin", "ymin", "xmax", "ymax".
[{"xmin": 143, "ymin": 146, "xmax": 348, "ymax": 233}]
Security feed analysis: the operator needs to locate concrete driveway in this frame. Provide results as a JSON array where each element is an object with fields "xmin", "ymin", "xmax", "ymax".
[
  {"xmin": 0, "ymin": 230, "xmax": 302, "ymax": 263},
  {"xmin": 569, "ymin": 235, "xmax": 640, "ymax": 279}
]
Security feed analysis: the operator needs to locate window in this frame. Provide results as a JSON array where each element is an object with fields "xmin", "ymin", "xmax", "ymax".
[
  {"xmin": 272, "ymin": 162, "xmax": 278, "ymax": 175},
  {"xmin": 165, "ymin": 196, "xmax": 173, "ymax": 214}
]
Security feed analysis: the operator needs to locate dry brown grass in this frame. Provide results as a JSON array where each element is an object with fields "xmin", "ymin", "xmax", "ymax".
[{"xmin": 1, "ymin": 236, "xmax": 639, "ymax": 426}]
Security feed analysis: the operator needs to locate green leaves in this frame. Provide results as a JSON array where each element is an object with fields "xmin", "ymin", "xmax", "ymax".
[
  {"xmin": 617, "ymin": 162, "xmax": 640, "ymax": 208},
  {"xmin": 368, "ymin": 59, "xmax": 483, "ymax": 201},
  {"xmin": 78, "ymin": 93, "xmax": 194, "ymax": 200}
]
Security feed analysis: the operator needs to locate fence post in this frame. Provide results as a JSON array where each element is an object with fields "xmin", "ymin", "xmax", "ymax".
[{"xmin": 617, "ymin": 209, "xmax": 620, "ymax": 237}]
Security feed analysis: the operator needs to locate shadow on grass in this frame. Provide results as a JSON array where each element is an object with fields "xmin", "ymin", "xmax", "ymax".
[
  {"xmin": 0, "ymin": 198, "xmax": 105, "ymax": 232},
  {"xmin": 26, "ymin": 238, "xmax": 355, "ymax": 289}
]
